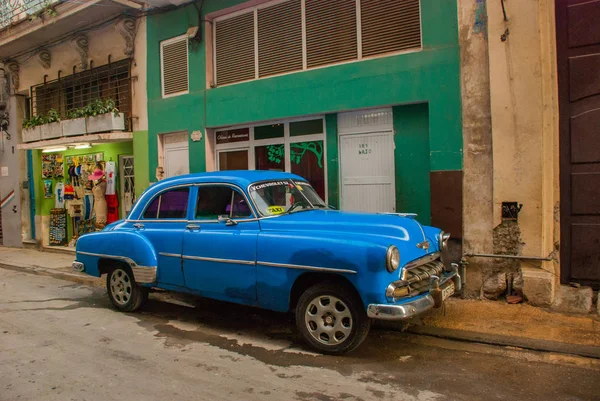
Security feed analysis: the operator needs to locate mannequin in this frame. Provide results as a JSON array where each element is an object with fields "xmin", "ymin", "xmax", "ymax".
[{"xmin": 88, "ymin": 167, "xmax": 108, "ymax": 228}]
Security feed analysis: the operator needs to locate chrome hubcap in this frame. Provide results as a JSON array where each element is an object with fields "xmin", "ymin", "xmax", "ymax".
[
  {"xmin": 110, "ymin": 269, "xmax": 132, "ymax": 306},
  {"xmin": 305, "ymin": 295, "xmax": 352, "ymax": 345}
]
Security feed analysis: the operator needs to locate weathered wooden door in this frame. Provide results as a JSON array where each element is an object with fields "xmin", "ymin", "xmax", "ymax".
[{"xmin": 556, "ymin": 0, "xmax": 600, "ymax": 288}]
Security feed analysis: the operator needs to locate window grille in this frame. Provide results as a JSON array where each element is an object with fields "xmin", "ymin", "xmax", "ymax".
[{"xmin": 30, "ymin": 58, "xmax": 132, "ymax": 130}]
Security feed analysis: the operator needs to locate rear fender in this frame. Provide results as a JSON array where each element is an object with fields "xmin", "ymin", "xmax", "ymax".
[{"xmin": 75, "ymin": 231, "xmax": 158, "ymax": 284}]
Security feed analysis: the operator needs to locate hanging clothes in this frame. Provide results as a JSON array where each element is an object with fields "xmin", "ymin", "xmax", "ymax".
[
  {"xmin": 106, "ymin": 191, "xmax": 119, "ymax": 224},
  {"xmin": 105, "ymin": 161, "xmax": 117, "ymax": 195},
  {"xmin": 83, "ymin": 192, "xmax": 94, "ymax": 220},
  {"xmin": 54, "ymin": 182, "xmax": 65, "ymax": 209}
]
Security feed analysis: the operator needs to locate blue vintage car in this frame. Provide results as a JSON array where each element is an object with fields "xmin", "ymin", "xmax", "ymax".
[{"xmin": 73, "ymin": 171, "xmax": 460, "ymax": 354}]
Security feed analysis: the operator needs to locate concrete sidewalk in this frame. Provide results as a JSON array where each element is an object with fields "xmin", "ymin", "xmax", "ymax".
[{"xmin": 1, "ymin": 246, "xmax": 599, "ymax": 358}]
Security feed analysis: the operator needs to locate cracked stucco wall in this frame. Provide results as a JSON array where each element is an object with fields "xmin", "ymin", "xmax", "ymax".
[{"xmin": 461, "ymin": 0, "xmax": 560, "ymax": 302}]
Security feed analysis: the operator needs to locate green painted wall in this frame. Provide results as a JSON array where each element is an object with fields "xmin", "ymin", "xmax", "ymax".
[
  {"xmin": 146, "ymin": 0, "xmax": 462, "ymax": 201},
  {"xmin": 394, "ymin": 104, "xmax": 431, "ymax": 224},
  {"xmin": 133, "ymin": 130, "xmax": 150, "ymax": 197},
  {"xmin": 325, "ymin": 114, "xmax": 339, "ymax": 208}
]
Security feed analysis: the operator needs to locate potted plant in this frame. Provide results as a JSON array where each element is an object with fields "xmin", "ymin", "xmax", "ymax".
[
  {"xmin": 22, "ymin": 115, "xmax": 44, "ymax": 142},
  {"xmin": 40, "ymin": 109, "xmax": 62, "ymax": 140},
  {"xmin": 62, "ymin": 107, "xmax": 87, "ymax": 137},
  {"xmin": 85, "ymin": 99, "xmax": 125, "ymax": 134}
]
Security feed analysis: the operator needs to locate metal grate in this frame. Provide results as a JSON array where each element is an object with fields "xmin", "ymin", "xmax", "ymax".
[
  {"xmin": 161, "ymin": 36, "xmax": 188, "ymax": 96},
  {"xmin": 30, "ymin": 58, "xmax": 132, "ymax": 130},
  {"xmin": 215, "ymin": 11, "xmax": 255, "ymax": 86},
  {"xmin": 306, "ymin": 0, "xmax": 357, "ymax": 68},
  {"xmin": 360, "ymin": 0, "xmax": 421, "ymax": 57},
  {"xmin": 257, "ymin": 0, "xmax": 302, "ymax": 78}
]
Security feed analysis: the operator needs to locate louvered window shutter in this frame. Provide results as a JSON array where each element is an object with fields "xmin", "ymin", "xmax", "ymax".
[
  {"xmin": 305, "ymin": 0, "xmax": 357, "ymax": 68},
  {"xmin": 361, "ymin": 0, "xmax": 421, "ymax": 57},
  {"xmin": 161, "ymin": 36, "xmax": 188, "ymax": 97},
  {"xmin": 257, "ymin": 0, "xmax": 302, "ymax": 78},
  {"xmin": 215, "ymin": 12, "xmax": 256, "ymax": 86}
]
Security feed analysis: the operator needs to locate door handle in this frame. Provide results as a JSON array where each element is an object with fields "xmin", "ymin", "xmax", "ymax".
[
  {"xmin": 133, "ymin": 223, "xmax": 144, "ymax": 230},
  {"xmin": 186, "ymin": 224, "xmax": 200, "ymax": 230}
]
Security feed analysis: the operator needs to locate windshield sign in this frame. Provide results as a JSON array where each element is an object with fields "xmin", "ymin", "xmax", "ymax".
[{"xmin": 248, "ymin": 180, "xmax": 328, "ymax": 216}]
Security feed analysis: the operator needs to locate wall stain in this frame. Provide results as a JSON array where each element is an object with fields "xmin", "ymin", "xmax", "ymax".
[{"xmin": 474, "ymin": 0, "xmax": 488, "ymax": 35}]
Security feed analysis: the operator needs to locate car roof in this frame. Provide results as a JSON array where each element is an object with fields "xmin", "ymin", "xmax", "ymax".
[{"xmin": 155, "ymin": 170, "xmax": 306, "ymax": 189}]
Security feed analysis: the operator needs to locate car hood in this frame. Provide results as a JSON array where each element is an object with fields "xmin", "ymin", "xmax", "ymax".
[{"xmin": 258, "ymin": 210, "xmax": 429, "ymax": 245}]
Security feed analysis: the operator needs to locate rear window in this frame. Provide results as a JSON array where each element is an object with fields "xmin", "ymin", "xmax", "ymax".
[{"xmin": 143, "ymin": 188, "xmax": 189, "ymax": 219}]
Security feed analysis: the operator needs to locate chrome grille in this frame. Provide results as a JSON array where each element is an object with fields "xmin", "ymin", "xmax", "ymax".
[{"xmin": 402, "ymin": 259, "xmax": 445, "ymax": 295}]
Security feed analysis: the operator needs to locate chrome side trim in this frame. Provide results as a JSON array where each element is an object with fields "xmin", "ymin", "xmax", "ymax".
[
  {"xmin": 257, "ymin": 261, "xmax": 357, "ymax": 275},
  {"xmin": 126, "ymin": 219, "xmax": 188, "ymax": 223},
  {"xmin": 368, "ymin": 294, "xmax": 435, "ymax": 320},
  {"xmin": 76, "ymin": 251, "xmax": 157, "ymax": 284},
  {"xmin": 182, "ymin": 255, "xmax": 255, "ymax": 265},
  {"xmin": 159, "ymin": 252, "xmax": 182, "ymax": 258}
]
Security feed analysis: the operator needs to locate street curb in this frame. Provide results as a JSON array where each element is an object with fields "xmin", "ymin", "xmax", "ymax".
[
  {"xmin": 405, "ymin": 326, "xmax": 600, "ymax": 360},
  {"xmin": 0, "ymin": 262, "xmax": 103, "ymax": 287},
  {"xmin": 2, "ymin": 262, "xmax": 599, "ymax": 360}
]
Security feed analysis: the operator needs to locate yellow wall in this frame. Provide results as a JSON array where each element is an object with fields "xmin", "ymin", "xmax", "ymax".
[{"xmin": 486, "ymin": 0, "xmax": 560, "ymax": 295}]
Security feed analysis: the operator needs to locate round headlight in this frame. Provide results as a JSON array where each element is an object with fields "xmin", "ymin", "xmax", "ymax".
[
  {"xmin": 386, "ymin": 245, "xmax": 400, "ymax": 272},
  {"xmin": 439, "ymin": 231, "xmax": 451, "ymax": 251}
]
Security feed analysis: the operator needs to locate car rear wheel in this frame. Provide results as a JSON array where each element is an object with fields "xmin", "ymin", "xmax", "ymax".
[
  {"xmin": 106, "ymin": 265, "xmax": 149, "ymax": 312},
  {"xmin": 295, "ymin": 282, "xmax": 370, "ymax": 355}
]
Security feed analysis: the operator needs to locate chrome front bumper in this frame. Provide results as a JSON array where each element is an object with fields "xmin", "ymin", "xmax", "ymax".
[{"xmin": 367, "ymin": 266, "xmax": 461, "ymax": 321}]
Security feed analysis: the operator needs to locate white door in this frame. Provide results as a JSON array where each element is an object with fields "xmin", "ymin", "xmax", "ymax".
[
  {"xmin": 339, "ymin": 131, "xmax": 395, "ymax": 213},
  {"xmin": 164, "ymin": 137, "xmax": 190, "ymax": 178},
  {"xmin": 119, "ymin": 155, "xmax": 135, "ymax": 218}
]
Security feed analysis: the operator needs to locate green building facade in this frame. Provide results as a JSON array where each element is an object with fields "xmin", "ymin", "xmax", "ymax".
[{"xmin": 146, "ymin": 0, "xmax": 463, "ymax": 235}]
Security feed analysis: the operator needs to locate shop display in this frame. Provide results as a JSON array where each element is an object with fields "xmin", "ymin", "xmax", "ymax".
[
  {"xmin": 89, "ymin": 168, "xmax": 108, "ymax": 228},
  {"xmin": 106, "ymin": 190, "xmax": 119, "ymax": 224},
  {"xmin": 76, "ymin": 217, "xmax": 96, "ymax": 236},
  {"xmin": 49, "ymin": 208, "xmax": 67, "ymax": 246},
  {"xmin": 41, "ymin": 154, "xmax": 64, "ymax": 179},
  {"xmin": 105, "ymin": 160, "xmax": 116, "ymax": 195},
  {"xmin": 43, "ymin": 179, "xmax": 53, "ymax": 198},
  {"xmin": 39, "ymin": 150, "xmax": 124, "ymax": 247},
  {"xmin": 54, "ymin": 182, "xmax": 65, "ymax": 209}
]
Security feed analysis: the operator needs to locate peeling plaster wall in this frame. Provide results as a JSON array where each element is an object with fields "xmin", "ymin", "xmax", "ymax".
[
  {"xmin": 458, "ymin": 0, "xmax": 494, "ymax": 296},
  {"xmin": 483, "ymin": 0, "xmax": 560, "ymax": 302}
]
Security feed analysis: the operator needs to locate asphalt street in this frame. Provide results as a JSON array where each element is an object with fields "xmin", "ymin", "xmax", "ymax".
[{"xmin": 1, "ymin": 267, "xmax": 598, "ymax": 401}]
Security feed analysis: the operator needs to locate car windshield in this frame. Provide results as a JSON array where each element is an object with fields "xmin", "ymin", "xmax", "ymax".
[{"xmin": 248, "ymin": 180, "xmax": 328, "ymax": 216}]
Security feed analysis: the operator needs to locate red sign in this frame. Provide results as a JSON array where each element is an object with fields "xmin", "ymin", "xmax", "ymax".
[{"xmin": 216, "ymin": 128, "xmax": 249, "ymax": 144}]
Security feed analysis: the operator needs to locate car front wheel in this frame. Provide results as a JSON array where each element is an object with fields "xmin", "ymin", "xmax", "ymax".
[
  {"xmin": 295, "ymin": 282, "xmax": 370, "ymax": 355},
  {"xmin": 106, "ymin": 265, "xmax": 149, "ymax": 312}
]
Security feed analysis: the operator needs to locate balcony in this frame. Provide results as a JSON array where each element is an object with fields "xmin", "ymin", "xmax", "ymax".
[{"xmin": 0, "ymin": 0, "xmax": 144, "ymax": 59}]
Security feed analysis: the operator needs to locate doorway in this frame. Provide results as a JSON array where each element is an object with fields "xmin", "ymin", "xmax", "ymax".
[
  {"xmin": 162, "ymin": 132, "xmax": 190, "ymax": 178},
  {"xmin": 556, "ymin": 0, "xmax": 600, "ymax": 288},
  {"xmin": 338, "ymin": 108, "xmax": 396, "ymax": 213}
]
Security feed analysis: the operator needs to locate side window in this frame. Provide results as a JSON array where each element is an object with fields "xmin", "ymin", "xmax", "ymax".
[
  {"xmin": 195, "ymin": 186, "xmax": 252, "ymax": 220},
  {"xmin": 143, "ymin": 188, "xmax": 189, "ymax": 219}
]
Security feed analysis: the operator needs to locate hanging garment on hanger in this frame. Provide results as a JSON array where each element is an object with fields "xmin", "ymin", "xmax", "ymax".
[
  {"xmin": 83, "ymin": 192, "xmax": 94, "ymax": 220},
  {"xmin": 106, "ymin": 190, "xmax": 119, "ymax": 224},
  {"xmin": 54, "ymin": 182, "xmax": 65, "ymax": 209},
  {"xmin": 105, "ymin": 161, "xmax": 117, "ymax": 195}
]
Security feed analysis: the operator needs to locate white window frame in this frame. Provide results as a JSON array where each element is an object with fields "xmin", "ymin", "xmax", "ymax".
[
  {"xmin": 160, "ymin": 34, "xmax": 190, "ymax": 99},
  {"xmin": 211, "ymin": 0, "xmax": 423, "ymax": 87},
  {"xmin": 214, "ymin": 116, "xmax": 328, "ymax": 203}
]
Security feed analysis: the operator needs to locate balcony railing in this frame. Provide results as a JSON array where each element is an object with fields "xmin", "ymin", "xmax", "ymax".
[{"xmin": 0, "ymin": 0, "xmax": 60, "ymax": 30}]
